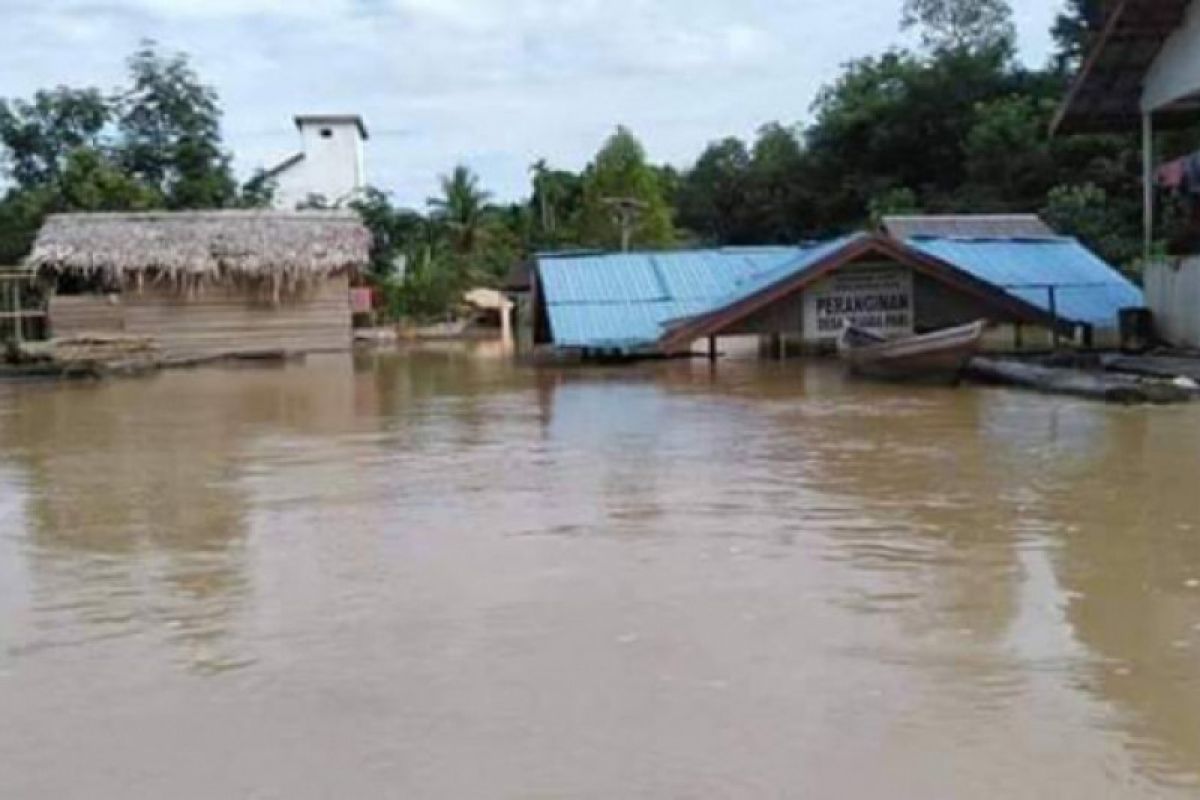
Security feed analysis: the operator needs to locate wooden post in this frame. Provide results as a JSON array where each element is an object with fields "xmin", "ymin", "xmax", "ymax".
[
  {"xmin": 1143, "ymin": 111, "xmax": 1155, "ymax": 260},
  {"xmin": 1048, "ymin": 285, "xmax": 1059, "ymax": 350},
  {"xmin": 708, "ymin": 335, "xmax": 717, "ymax": 362},
  {"xmin": 500, "ymin": 298, "xmax": 514, "ymax": 351},
  {"xmin": 7, "ymin": 278, "xmax": 20, "ymax": 346}
]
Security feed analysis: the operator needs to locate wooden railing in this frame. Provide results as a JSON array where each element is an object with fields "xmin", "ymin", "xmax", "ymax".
[{"xmin": 0, "ymin": 270, "xmax": 47, "ymax": 344}]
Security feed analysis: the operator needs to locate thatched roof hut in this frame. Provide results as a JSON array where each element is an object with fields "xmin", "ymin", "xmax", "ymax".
[
  {"xmin": 27, "ymin": 210, "xmax": 371, "ymax": 295},
  {"xmin": 31, "ymin": 211, "xmax": 371, "ymax": 360}
]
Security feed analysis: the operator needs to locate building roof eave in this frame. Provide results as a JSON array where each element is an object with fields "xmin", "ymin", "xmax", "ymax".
[
  {"xmin": 1052, "ymin": 0, "xmax": 1193, "ymax": 135},
  {"xmin": 261, "ymin": 152, "xmax": 305, "ymax": 180}
]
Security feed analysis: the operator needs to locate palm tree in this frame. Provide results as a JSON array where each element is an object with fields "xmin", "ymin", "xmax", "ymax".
[
  {"xmin": 530, "ymin": 159, "xmax": 554, "ymax": 234},
  {"xmin": 427, "ymin": 164, "xmax": 492, "ymax": 254}
]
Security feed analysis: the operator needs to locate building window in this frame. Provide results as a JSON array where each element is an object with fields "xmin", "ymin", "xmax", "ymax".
[{"xmin": 320, "ymin": 128, "xmax": 333, "ymax": 139}]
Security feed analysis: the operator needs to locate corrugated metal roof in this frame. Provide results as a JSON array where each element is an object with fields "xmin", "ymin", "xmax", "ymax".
[
  {"xmin": 538, "ymin": 234, "xmax": 1144, "ymax": 352},
  {"xmin": 882, "ymin": 214, "xmax": 1057, "ymax": 240},
  {"xmin": 907, "ymin": 236, "xmax": 1144, "ymax": 327},
  {"xmin": 537, "ymin": 245, "xmax": 835, "ymax": 351}
]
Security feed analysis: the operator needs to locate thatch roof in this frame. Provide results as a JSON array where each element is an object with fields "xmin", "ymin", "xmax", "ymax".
[{"xmin": 27, "ymin": 211, "xmax": 371, "ymax": 290}]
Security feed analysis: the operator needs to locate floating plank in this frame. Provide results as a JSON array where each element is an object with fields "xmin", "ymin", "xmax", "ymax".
[{"xmin": 967, "ymin": 356, "xmax": 1198, "ymax": 404}]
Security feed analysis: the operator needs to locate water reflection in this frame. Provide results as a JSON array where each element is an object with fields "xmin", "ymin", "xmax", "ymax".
[{"xmin": 0, "ymin": 358, "xmax": 363, "ymax": 673}]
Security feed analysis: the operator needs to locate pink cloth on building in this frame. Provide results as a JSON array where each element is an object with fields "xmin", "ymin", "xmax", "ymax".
[
  {"xmin": 350, "ymin": 287, "xmax": 374, "ymax": 314},
  {"xmin": 1158, "ymin": 157, "xmax": 1188, "ymax": 190}
]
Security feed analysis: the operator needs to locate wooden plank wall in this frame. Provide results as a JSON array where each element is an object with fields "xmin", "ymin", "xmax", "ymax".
[
  {"xmin": 48, "ymin": 274, "xmax": 352, "ymax": 358},
  {"xmin": 47, "ymin": 295, "xmax": 125, "ymax": 337}
]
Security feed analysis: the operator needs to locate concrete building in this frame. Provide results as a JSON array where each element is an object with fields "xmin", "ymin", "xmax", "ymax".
[
  {"xmin": 265, "ymin": 115, "xmax": 369, "ymax": 210},
  {"xmin": 1054, "ymin": 0, "xmax": 1200, "ymax": 348}
]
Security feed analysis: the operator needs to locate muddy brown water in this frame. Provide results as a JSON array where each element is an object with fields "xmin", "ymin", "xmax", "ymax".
[{"xmin": 2, "ymin": 344, "xmax": 1200, "ymax": 798}]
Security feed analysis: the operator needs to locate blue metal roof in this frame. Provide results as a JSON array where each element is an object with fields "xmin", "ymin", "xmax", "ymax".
[
  {"xmin": 906, "ymin": 236, "xmax": 1144, "ymax": 327},
  {"xmin": 537, "ymin": 243, "xmax": 847, "ymax": 351},
  {"xmin": 537, "ymin": 234, "xmax": 1145, "ymax": 352}
]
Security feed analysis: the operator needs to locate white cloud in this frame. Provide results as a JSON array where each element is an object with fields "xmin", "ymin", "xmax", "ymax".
[{"xmin": 0, "ymin": 0, "xmax": 1064, "ymax": 207}]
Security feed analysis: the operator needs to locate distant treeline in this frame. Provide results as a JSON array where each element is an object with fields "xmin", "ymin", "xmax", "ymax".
[{"xmin": 0, "ymin": 2, "xmax": 1188, "ymax": 321}]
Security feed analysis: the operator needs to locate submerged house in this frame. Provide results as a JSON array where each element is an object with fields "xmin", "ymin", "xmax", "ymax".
[
  {"xmin": 526, "ymin": 226, "xmax": 1143, "ymax": 358},
  {"xmin": 27, "ymin": 210, "xmax": 370, "ymax": 359}
]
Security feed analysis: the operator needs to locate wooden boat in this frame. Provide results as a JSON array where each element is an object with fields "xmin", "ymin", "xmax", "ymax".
[{"xmin": 837, "ymin": 320, "xmax": 987, "ymax": 383}]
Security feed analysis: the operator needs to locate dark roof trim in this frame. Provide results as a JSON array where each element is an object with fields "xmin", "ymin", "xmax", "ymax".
[
  {"xmin": 295, "ymin": 115, "xmax": 370, "ymax": 140},
  {"xmin": 261, "ymin": 151, "xmax": 304, "ymax": 180},
  {"xmin": 657, "ymin": 234, "xmax": 1056, "ymax": 354}
]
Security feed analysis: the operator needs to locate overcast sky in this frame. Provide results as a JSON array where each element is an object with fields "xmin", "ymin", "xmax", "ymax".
[{"xmin": 3, "ymin": 0, "xmax": 1064, "ymax": 208}]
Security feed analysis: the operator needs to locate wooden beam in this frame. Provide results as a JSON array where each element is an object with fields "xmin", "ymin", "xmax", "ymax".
[{"xmin": 1051, "ymin": 0, "xmax": 1131, "ymax": 135}]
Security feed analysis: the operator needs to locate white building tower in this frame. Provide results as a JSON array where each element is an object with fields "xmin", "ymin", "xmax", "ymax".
[{"xmin": 266, "ymin": 115, "xmax": 369, "ymax": 209}]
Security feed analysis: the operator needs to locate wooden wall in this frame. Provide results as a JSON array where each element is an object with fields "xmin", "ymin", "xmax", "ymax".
[
  {"xmin": 47, "ymin": 295, "xmax": 124, "ymax": 337},
  {"xmin": 49, "ymin": 274, "xmax": 351, "ymax": 359}
]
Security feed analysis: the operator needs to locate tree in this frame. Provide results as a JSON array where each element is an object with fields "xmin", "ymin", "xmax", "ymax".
[
  {"xmin": 236, "ymin": 168, "xmax": 277, "ymax": 208},
  {"xmin": 57, "ymin": 148, "xmax": 160, "ymax": 211},
  {"xmin": 0, "ymin": 188, "xmax": 53, "ymax": 265},
  {"xmin": 962, "ymin": 95, "xmax": 1057, "ymax": 206},
  {"xmin": 115, "ymin": 41, "xmax": 236, "ymax": 209},
  {"xmin": 528, "ymin": 161, "xmax": 584, "ymax": 248},
  {"xmin": 577, "ymin": 126, "xmax": 675, "ymax": 250},
  {"xmin": 530, "ymin": 159, "xmax": 554, "ymax": 234},
  {"xmin": 676, "ymin": 137, "xmax": 752, "ymax": 244},
  {"xmin": 1051, "ymin": 0, "xmax": 1101, "ymax": 73},
  {"xmin": 901, "ymin": 0, "xmax": 1016, "ymax": 56},
  {"xmin": 745, "ymin": 123, "xmax": 813, "ymax": 242},
  {"xmin": 868, "ymin": 187, "xmax": 921, "ymax": 227},
  {"xmin": 1042, "ymin": 183, "xmax": 1142, "ymax": 269},
  {"xmin": 427, "ymin": 164, "xmax": 492, "ymax": 255},
  {"xmin": 806, "ymin": 49, "xmax": 1012, "ymax": 229},
  {"xmin": 349, "ymin": 187, "xmax": 426, "ymax": 282},
  {"xmin": 0, "ymin": 88, "xmax": 109, "ymax": 188}
]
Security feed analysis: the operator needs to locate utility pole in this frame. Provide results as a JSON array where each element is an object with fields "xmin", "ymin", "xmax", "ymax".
[{"xmin": 602, "ymin": 197, "xmax": 648, "ymax": 252}]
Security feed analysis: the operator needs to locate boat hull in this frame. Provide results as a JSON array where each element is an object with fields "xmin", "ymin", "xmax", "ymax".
[{"xmin": 837, "ymin": 321, "xmax": 986, "ymax": 384}]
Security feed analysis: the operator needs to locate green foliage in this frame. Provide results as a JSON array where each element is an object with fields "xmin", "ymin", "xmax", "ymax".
[
  {"xmin": 116, "ymin": 42, "xmax": 237, "ymax": 209},
  {"xmin": 0, "ymin": 87, "xmax": 109, "ymax": 187},
  {"xmin": 237, "ymin": 168, "xmax": 277, "ymax": 208},
  {"xmin": 529, "ymin": 160, "xmax": 583, "ymax": 248},
  {"xmin": 577, "ymin": 127, "xmax": 675, "ymax": 249},
  {"xmin": 962, "ymin": 95, "xmax": 1057, "ymax": 205},
  {"xmin": 675, "ymin": 137, "xmax": 752, "ymax": 244},
  {"xmin": 868, "ymin": 187, "xmax": 921, "ymax": 227},
  {"xmin": 1051, "ymin": 0, "xmax": 1099, "ymax": 73},
  {"xmin": 1042, "ymin": 184, "xmax": 1142, "ymax": 269},
  {"xmin": 0, "ymin": 187, "xmax": 53, "ymax": 265},
  {"xmin": 805, "ymin": 48, "xmax": 1013, "ymax": 227},
  {"xmin": 57, "ymin": 148, "xmax": 161, "ymax": 211},
  {"xmin": 902, "ymin": 0, "xmax": 1016, "ymax": 56},
  {"xmin": 0, "ymin": 41, "xmax": 261, "ymax": 265},
  {"xmin": 345, "ymin": 170, "xmax": 531, "ymax": 323},
  {"xmin": 427, "ymin": 164, "xmax": 492, "ymax": 254},
  {"xmin": 745, "ymin": 123, "xmax": 813, "ymax": 242}
]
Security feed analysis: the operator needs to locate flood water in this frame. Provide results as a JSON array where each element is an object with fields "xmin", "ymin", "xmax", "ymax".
[{"xmin": 2, "ymin": 345, "xmax": 1200, "ymax": 798}]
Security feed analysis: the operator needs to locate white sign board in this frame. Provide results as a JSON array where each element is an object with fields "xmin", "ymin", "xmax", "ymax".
[{"xmin": 803, "ymin": 264, "xmax": 913, "ymax": 341}]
